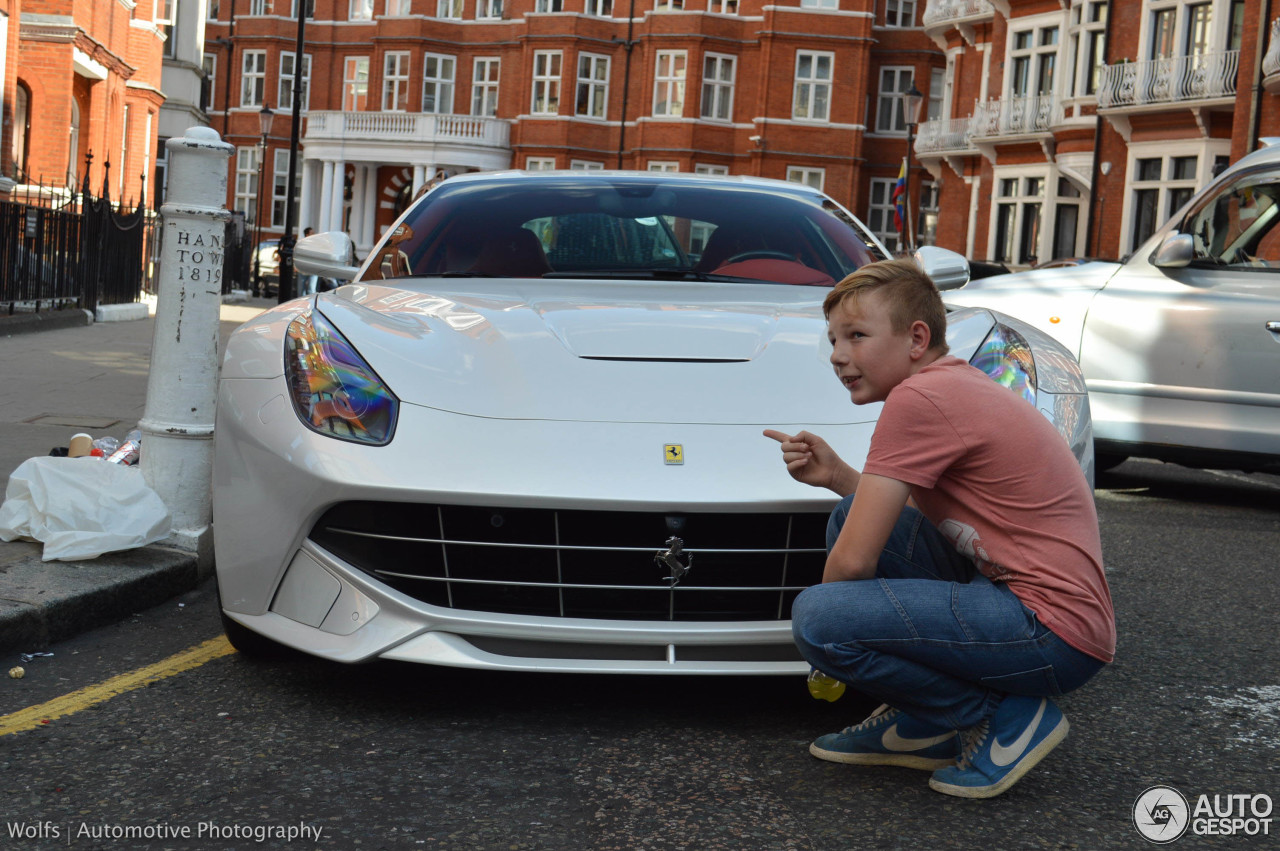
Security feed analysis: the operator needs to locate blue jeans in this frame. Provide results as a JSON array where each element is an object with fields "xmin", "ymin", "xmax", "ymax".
[{"xmin": 791, "ymin": 495, "xmax": 1105, "ymax": 731}]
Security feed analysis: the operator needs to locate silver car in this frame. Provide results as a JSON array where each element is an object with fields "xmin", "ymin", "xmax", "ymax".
[
  {"xmin": 213, "ymin": 171, "xmax": 1092, "ymax": 674},
  {"xmin": 945, "ymin": 145, "xmax": 1280, "ymax": 473}
]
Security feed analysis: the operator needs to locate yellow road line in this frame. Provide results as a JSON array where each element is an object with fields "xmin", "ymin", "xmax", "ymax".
[{"xmin": 1, "ymin": 635, "xmax": 235, "ymax": 737}]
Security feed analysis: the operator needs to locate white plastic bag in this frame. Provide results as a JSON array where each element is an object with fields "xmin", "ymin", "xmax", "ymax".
[{"xmin": 0, "ymin": 456, "xmax": 172, "ymax": 561}]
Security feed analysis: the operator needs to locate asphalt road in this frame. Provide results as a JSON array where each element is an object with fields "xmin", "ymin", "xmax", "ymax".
[{"xmin": 1, "ymin": 458, "xmax": 1277, "ymax": 850}]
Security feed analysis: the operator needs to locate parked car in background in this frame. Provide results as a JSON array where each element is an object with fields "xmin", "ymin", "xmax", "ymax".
[
  {"xmin": 945, "ymin": 144, "xmax": 1280, "ymax": 473},
  {"xmin": 254, "ymin": 238, "xmax": 280, "ymax": 295},
  {"xmin": 213, "ymin": 171, "xmax": 1093, "ymax": 674}
]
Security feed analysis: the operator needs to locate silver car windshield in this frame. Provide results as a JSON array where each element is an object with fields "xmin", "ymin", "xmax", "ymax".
[{"xmin": 360, "ymin": 176, "xmax": 888, "ymax": 286}]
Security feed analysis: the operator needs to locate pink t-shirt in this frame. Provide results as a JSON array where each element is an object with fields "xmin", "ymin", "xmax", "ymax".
[{"xmin": 862, "ymin": 356, "xmax": 1116, "ymax": 663}]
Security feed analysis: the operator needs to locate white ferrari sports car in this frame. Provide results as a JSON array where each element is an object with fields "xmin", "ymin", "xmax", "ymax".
[{"xmin": 213, "ymin": 171, "xmax": 1093, "ymax": 674}]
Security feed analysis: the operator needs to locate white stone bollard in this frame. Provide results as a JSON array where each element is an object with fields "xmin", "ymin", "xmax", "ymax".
[{"xmin": 139, "ymin": 127, "xmax": 234, "ymax": 572}]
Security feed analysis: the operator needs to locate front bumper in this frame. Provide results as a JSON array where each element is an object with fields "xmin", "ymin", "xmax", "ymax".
[{"xmin": 213, "ymin": 376, "xmax": 866, "ymax": 674}]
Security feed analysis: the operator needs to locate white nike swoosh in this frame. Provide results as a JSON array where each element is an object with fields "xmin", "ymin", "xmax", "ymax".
[
  {"xmin": 990, "ymin": 698, "xmax": 1047, "ymax": 767},
  {"xmin": 881, "ymin": 724, "xmax": 956, "ymax": 752}
]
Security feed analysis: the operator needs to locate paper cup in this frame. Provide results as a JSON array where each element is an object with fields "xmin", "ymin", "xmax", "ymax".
[{"xmin": 68, "ymin": 433, "xmax": 94, "ymax": 458}]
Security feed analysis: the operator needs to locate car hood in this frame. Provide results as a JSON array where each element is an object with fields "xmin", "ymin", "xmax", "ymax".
[
  {"xmin": 947, "ymin": 261, "xmax": 1121, "ymax": 296},
  {"xmin": 225, "ymin": 279, "xmax": 999, "ymax": 426},
  {"xmin": 312, "ymin": 280, "xmax": 868, "ymax": 425},
  {"xmin": 942, "ymin": 261, "xmax": 1122, "ymax": 356}
]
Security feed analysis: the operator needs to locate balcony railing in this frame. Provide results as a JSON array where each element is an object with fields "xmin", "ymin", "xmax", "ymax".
[
  {"xmin": 922, "ymin": 0, "xmax": 995, "ymax": 28},
  {"xmin": 914, "ymin": 116, "xmax": 975, "ymax": 154},
  {"xmin": 970, "ymin": 95, "xmax": 1060, "ymax": 139},
  {"xmin": 1097, "ymin": 50, "xmax": 1240, "ymax": 109},
  {"xmin": 1263, "ymin": 20, "xmax": 1280, "ymax": 82},
  {"xmin": 305, "ymin": 111, "xmax": 511, "ymax": 148}
]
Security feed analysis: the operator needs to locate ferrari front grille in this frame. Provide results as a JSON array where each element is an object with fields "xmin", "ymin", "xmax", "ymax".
[{"xmin": 308, "ymin": 501, "xmax": 829, "ymax": 621}]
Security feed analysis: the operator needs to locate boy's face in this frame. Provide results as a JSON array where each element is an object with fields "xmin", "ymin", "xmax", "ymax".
[{"xmin": 827, "ymin": 290, "xmax": 920, "ymax": 405}]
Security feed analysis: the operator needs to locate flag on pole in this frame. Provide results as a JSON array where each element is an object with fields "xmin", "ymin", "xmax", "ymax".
[{"xmin": 892, "ymin": 157, "xmax": 907, "ymax": 234}]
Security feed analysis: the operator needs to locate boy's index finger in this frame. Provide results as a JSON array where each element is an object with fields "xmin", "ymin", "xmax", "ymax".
[{"xmin": 762, "ymin": 428, "xmax": 794, "ymax": 444}]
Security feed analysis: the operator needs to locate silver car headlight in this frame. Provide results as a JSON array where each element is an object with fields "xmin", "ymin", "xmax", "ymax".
[
  {"xmin": 284, "ymin": 307, "xmax": 399, "ymax": 445},
  {"xmin": 969, "ymin": 322, "xmax": 1037, "ymax": 405}
]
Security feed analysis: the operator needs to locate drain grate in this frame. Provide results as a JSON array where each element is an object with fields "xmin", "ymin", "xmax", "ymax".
[{"xmin": 24, "ymin": 414, "xmax": 123, "ymax": 429}]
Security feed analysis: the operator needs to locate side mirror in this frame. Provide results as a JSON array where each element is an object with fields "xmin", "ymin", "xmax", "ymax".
[
  {"xmin": 1152, "ymin": 232, "xmax": 1193, "ymax": 268},
  {"xmin": 295, "ymin": 232, "xmax": 359, "ymax": 281},
  {"xmin": 914, "ymin": 245, "xmax": 971, "ymax": 290}
]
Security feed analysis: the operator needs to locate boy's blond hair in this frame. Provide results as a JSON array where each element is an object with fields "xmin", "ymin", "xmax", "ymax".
[{"xmin": 823, "ymin": 259, "xmax": 950, "ymax": 354}]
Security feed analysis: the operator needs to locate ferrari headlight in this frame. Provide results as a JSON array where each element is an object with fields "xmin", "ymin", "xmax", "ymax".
[
  {"xmin": 970, "ymin": 323, "xmax": 1037, "ymax": 406},
  {"xmin": 284, "ymin": 307, "xmax": 399, "ymax": 445}
]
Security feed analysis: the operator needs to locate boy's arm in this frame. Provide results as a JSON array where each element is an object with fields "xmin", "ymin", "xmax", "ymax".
[{"xmin": 823, "ymin": 474, "xmax": 912, "ymax": 582}]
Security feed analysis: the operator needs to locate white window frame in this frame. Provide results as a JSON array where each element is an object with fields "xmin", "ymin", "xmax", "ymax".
[
  {"xmin": 868, "ymin": 177, "xmax": 902, "ymax": 253},
  {"xmin": 1119, "ymin": 140, "xmax": 1227, "ymax": 254},
  {"xmin": 240, "ymin": 50, "xmax": 267, "ymax": 107},
  {"xmin": 918, "ymin": 179, "xmax": 940, "ymax": 246},
  {"xmin": 786, "ymin": 166, "xmax": 824, "ymax": 190},
  {"xmin": 202, "ymin": 53, "xmax": 217, "ymax": 112},
  {"xmin": 526, "ymin": 156, "xmax": 557, "ymax": 170},
  {"xmin": 570, "ymin": 160, "xmax": 605, "ymax": 170},
  {"xmin": 989, "ymin": 169, "xmax": 1051, "ymax": 267},
  {"xmin": 653, "ymin": 50, "xmax": 687, "ymax": 117},
  {"xmin": 586, "ymin": 0, "xmax": 613, "ymax": 13},
  {"xmin": 208, "ymin": 0, "xmax": 221, "ymax": 20},
  {"xmin": 536, "ymin": 0, "xmax": 564, "ymax": 9},
  {"xmin": 694, "ymin": 163, "xmax": 729, "ymax": 175},
  {"xmin": 575, "ymin": 53, "xmax": 610, "ymax": 119},
  {"xmin": 926, "ymin": 67, "xmax": 944, "ymax": 121},
  {"xmin": 708, "ymin": 0, "xmax": 738, "ymax": 11},
  {"xmin": 1006, "ymin": 17, "xmax": 1062, "ymax": 100},
  {"xmin": 647, "ymin": 161, "xmax": 680, "ymax": 171},
  {"xmin": 343, "ymin": 56, "xmax": 370, "ymax": 111},
  {"xmin": 472, "ymin": 57, "xmax": 500, "ymax": 116},
  {"xmin": 800, "ymin": 0, "xmax": 838, "ymax": 7},
  {"xmin": 793, "ymin": 51, "xmax": 833, "ymax": 122},
  {"xmin": 271, "ymin": 148, "xmax": 298, "ymax": 229},
  {"xmin": 1066, "ymin": 0, "xmax": 1108, "ymax": 99},
  {"xmin": 247, "ymin": 0, "xmax": 266, "ymax": 14},
  {"xmin": 387, "ymin": 0, "xmax": 412, "ymax": 13},
  {"xmin": 478, "ymin": 0, "xmax": 503, "ymax": 18},
  {"xmin": 531, "ymin": 51, "xmax": 563, "ymax": 114},
  {"xmin": 876, "ymin": 65, "xmax": 913, "ymax": 134},
  {"xmin": 278, "ymin": 52, "xmax": 312, "ymax": 113},
  {"xmin": 292, "ymin": 0, "xmax": 316, "ymax": 14},
  {"xmin": 235, "ymin": 146, "xmax": 259, "ymax": 223},
  {"xmin": 437, "ymin": 0, "xmax": 464, "ymax": 18},
  {"xmin": 885, "ymin": 0, "xmax": 915, "ymax": 26},
  {"xmin": 655, "ymin": 0, "xmax": 685, "ymax": 9},
  {"xmin": 423, "ymin": 53, "xmax": 456, "ymax": 114},
  {"xmin": 700, "ymin": 53, "xmax": 736, "ymax": 121},
  {"xmin": 350, "ymin": 0, "xmax": 374, "ymax": 20},
  {"xmin": 382, "ymin": 51, "xmax": 411, "ymax": 111}
]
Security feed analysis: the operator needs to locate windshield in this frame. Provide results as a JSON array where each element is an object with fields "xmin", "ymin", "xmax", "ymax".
[
  {"xmin": 359, "ymin": 175, "xmax": 888, "ymax": 286},
  {"xmin": 1182, "ymin": 166, "xmax": 1280, "ymax": 269}
]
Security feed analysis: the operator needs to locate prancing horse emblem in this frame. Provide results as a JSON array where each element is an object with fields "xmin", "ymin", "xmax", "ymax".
[{"xmin": 654, "ymin": 536, "xmax": 693, "ymax": 586}]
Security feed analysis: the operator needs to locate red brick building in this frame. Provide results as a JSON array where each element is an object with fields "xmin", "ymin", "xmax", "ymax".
[
  {"xmin": 2, "ymin": 0, "xmax": 167, "ymax": 205},
  {"xmin": 206, "ymin": 0, "xmax": 1280, "ymax": 267},
  {"xmin": 919, "ymin": 0, "xmax": 1280, "ymax": 266},
  {"xmin": 205, "ymin": 0, "xmax": 946, "ymax": 257}
]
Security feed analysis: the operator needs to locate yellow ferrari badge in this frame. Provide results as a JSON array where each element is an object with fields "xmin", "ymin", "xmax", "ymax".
[{"xmin": 664, "ymin": 444, "xmax": 684, "ymax": 465}]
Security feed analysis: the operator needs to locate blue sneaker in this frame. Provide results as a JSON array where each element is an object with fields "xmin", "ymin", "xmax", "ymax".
[
  {"xmin": 929, "ymin": 696, "xmax": 1069, "ymax": 798},
  {"xmin": 810, "ymin": 704, "xmax": 961, "ymax": 770}
]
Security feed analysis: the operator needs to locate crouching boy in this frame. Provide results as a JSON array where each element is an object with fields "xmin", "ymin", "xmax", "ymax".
[{"xmin": 765, "ymin": 259, "xmax": 1114, "ymax": 799}]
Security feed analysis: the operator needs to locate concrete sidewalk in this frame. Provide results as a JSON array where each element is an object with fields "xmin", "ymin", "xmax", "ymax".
[{"xmin": 0, "ymin": 297, "xmax": 271, "ymax": 652}]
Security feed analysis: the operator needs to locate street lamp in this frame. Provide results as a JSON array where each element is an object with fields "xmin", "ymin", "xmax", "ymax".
[
  {"xmin": 252, "ymin": 102, "xmax": 275, "ymax": 297},
  {"xmin": 903, "ymin": 84, "xmax": 925, "ymax": 253}
]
